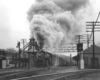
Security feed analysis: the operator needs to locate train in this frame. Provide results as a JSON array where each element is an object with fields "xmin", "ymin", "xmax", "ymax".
[
  {"xmin": 35, "ymin": 50, "xmax": 53, "ymax": 68},
  {"xmin": 28, "ymin": 38, "xmax": 76, "ymax": 68},
  {"xmin": 34, "ymin": 50, "xmax": 76, "ymax": 67}
]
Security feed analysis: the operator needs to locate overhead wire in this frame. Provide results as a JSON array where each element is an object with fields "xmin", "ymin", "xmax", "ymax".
[{"xmin": 88, "ymin": 12, "xmax": 100, "ymax": 42}]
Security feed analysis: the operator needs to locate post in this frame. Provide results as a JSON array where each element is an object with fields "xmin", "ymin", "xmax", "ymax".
[
  {"xmin": 15, "ymin": 54, "xmax": 17, "ymax": 68},
  {"xmin": 80, "ymin": 51, "xmax": 84, "ymax": 69},
  {"xmin": 22, "ymin": 39, "xmax": 25, "ymax": 58},
  {"xmin": 28, "ymin": 53, "xmax": 30, "ymax": 69},
  {"xmin": 78, "ymin": 35, "xmax": 80, "ymax": 68},
  {"xmin": 19, "ymin": 45, "xmax": 20, "ymax": 68},
  {"xmin": 18, "ymin": 42, "xmax": 21, "ymax": 68},
  {"xmin": 70, "ymin": 54, "xmax": 72, "ymax": 66},
  {"xmin": 92, "ymin": 22, "xmax": 95, "ymax": 68}
]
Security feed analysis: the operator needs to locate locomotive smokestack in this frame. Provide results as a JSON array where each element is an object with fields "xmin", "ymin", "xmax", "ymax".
[
  {"xmin": 27, "ymin": 0, "xmax": 90, "ymax": 52},
  {"xmin": 36, "ymin": 32, "xmax": 45, "ymax": 49}
]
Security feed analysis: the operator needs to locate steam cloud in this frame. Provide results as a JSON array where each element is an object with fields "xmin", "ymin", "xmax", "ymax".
[{"xmin": 27, "ymin": 0, "xmax": 89, "ymax": 52}]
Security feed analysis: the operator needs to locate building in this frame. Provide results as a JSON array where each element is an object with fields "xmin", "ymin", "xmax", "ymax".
[
  {"xmin": 0, "ymin": 49, "xmax": 6, "ymax": 69},
  {"xmin": 83, "ymin": 45, "xmax": 100, "ymax": 68},
  {"xmin": 27, "ymin": 46, "xmax": 38, "ymax": 68}
]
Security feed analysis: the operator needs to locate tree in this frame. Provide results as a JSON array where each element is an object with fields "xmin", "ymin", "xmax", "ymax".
[
  {"xmin": 5, "ymin": 48, "xmax": 18, "ymax": 67},
  {"xmin": 5, "ymin": 48, "xmax": 17, "ymax": 57},
  {"xmin": 6, "ymin": 48, "xmax": 17, "ymax": 53}
]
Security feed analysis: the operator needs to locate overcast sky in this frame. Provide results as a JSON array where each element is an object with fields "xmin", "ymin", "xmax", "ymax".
[
  {"xmin": 0, "ymin": 0, "xmax": 100, "ymax": 49},
  {"xmin": 0, "ymin": 0, "xmax": 35, "ymax": 49}
]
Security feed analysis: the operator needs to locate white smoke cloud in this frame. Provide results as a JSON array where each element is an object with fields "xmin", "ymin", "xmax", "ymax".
[{"xmin": 27, "ymin": 0, "xmax": 91, "ymax": 52}]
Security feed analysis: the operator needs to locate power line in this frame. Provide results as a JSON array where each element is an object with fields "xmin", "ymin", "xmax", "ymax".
[{"xmin": 88, "ymin": 12, "xmax": 100, "ymax": 41}]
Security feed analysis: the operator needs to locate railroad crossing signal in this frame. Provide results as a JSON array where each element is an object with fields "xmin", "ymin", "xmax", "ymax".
[{"xmin": 77, "ymin": 43, "xmax": 83, "ymax": 52}]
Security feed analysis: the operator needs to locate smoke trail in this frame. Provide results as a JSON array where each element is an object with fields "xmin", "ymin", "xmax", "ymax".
[
  {"xmin": 53, "ymin": 0, "xmax": 89, "ymax": 12},
  {"xmin": 27, "ymin": 0, "xmax": 89, "ymax": 52}
]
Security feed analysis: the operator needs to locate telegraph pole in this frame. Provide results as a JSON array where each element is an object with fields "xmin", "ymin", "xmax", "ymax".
[
  {"xmin": 19, "ymin": 42, "xmax": 21, "ymax": 68},
  {"xmin": 86, "ymin": 21, "xmax": 100, "ymax": 68},
  {"xmin": 76, "ymin": 35, "xmax": 81, "ymax": 67},
  {"xmin": 70, "ymin": 54, "xmax": 72, "ymax": 66},
  {"xmin": 17, "ymin": 41, "xmax": 21, "ymax": 68},
  {"xmin": 93, "ymin": 22, "xmax": 95, "ymax": 69},
  {"xmin": 78, "ymin": 35, "xmax": 81, "ymax": 68}
]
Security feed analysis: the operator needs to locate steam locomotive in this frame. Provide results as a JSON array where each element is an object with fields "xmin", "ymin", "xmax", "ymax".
[
  {"xmin": 29, "ymin": 38, "xmax": 74, "ymax": 68},
  {"xmin": 29, "ymin": 38, "xmax": 53, "ymax": 68},
  {"xmin": 35, "ymin": 50, "xmax": 52, "ymax": 68}
]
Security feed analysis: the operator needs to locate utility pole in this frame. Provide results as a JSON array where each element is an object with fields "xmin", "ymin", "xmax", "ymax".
[
  {"xmin": 86, "ymin": 21, "xmax": 100, "ymax": 68},
  {"xmin": 76, "ymin": 35, "xmax": 81, "ymax": 67},
  {"xmin": 17, "ymin": 41, "xmax": 21, "ymax": 68},
  {"xmin": 78, "ymin": 35, "xmax": 81, "ymax": 68},
  {"xmin": 93, "ymin": 22, "xmax": 95, "ymax": 69},
  {"xmin": 70, "ymin": 54, "xmax": 72, "ymax": 66}
]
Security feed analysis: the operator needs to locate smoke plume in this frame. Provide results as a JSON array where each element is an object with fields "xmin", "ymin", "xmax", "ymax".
[{"xmin": 27, "ymin": 0, "xmax": 89, "ymax": 52}]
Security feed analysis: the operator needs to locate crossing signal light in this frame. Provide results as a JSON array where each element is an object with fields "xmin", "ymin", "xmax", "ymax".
[{"xmin": 77, "ymin": 43, "xmax": 83, "ymax": 52}]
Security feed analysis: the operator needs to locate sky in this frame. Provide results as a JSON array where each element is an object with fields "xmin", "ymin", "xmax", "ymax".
[
  {"xmin": 0, "ymin": 0, "xmax": 100, "ymax": 50},
  {"xmin": 0, "ymin": 0, "xmax": 35, "ymax": 49}
]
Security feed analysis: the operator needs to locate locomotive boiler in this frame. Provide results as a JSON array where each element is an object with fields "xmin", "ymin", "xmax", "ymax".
[{"xmin": 35, "ymin": 50, "xmax": 52, "ymax": 68}]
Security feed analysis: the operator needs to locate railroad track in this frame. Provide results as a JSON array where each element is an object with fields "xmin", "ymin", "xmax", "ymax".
[
  {"xmin": 11, "ymin": 69, "xmax": 100, "ymax": 80},
  {"xmin": 0, "ymin": 66, "xmax": 76, "ymax": 80},
  {"xmin": 0, "ymin": 66, "xmax": 77, "ymax": 80},
  {"xmin": 52, "ymin": 69, "xmax": 100, "ymax": 80},
  {"xmin": 0, "ymin": 68, "xmax": 47, "ymax": 80},
  {"xmin": 0, "ymin": 70, "xmax": 23, "ymax": 77}
]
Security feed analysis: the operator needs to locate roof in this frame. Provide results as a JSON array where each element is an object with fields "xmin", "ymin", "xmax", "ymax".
[{"xmin": 83, "ymin": 45, "xmax": 100, "ymax": 54}]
